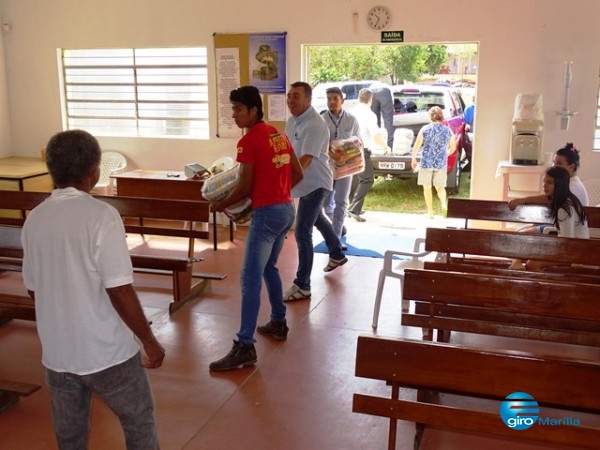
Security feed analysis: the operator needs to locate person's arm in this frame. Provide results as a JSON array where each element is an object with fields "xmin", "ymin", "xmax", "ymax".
[
  {"xmin": 106, "ymin": 284, "xmax": 165, "ymax": 369},
  {"xmin": 290, "ymin": 150, "xmax": 304, "ymax": 188},
  {"xmin": 210, "ymin": 163, "xmax": 253, "ymax": 212},
  {"xmin": 299, "ymin": 154, "xmax": 313, "ymax": 168},
  {"xmin": 508, "ymin": 194, "xmax": 551, "ymax": 210},
  {"xmin": 411, "ymin": 130, "xmax": 424, "ymax": 169}
]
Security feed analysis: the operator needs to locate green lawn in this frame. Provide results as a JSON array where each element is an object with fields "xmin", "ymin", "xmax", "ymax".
[{"xmin": 363, "ymin": 172, "xmax": 471, "ymax": 215}]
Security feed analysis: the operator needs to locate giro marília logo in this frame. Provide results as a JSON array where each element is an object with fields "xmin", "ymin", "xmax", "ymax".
[{"xmin": 500, "ymin": 392, "xmax": 539, "ymax": 430}]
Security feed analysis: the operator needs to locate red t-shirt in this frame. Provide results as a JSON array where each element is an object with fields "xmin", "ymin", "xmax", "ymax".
[{"xmin": 236, "ymin": 121, "xmax": 293, "ymax": 208}]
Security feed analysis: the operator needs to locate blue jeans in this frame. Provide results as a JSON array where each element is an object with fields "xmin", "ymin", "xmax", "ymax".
[
  {"xmin": 45, "ymin": 353, "xmax": 158, "ymax": 450},
  {"xmin": 237, "ymin": 202, "xmax": 295, "ymax": 344},
  {"xmin": 324, "ymin": 177, "xmax": 352, "ymax": 238},
  {"xmin": 294, "ymin": 188, "xmax": 345, "ymax": 291}
]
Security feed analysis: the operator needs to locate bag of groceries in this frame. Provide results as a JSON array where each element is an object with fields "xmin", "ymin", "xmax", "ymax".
[
  {"xmin": 329, "ymin": 136, "xmax": 365, "ymax": 180},
  {"xmin": 200, "ymin": 163, "xmax": 253, "ymax": 224}
]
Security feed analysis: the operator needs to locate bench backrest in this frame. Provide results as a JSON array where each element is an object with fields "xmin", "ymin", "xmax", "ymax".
[
  {"xmin": 355, "ymin": 335, "xmax": 600, "ymax": 411},
  {"xmin": 423, "ymin": 260, "xmax": 600, "ymax": 284},
  {"xmin": 447, "ymin": 198, "xmax": 600, "ymax": 231},
  {"xmin": 447, "ymin": 198, "xmax": 549, "ymax": 227},
  {"xmin": 402, "ymin": 268, "xmax": 600, "ymax": 345},
  {"xmin": 425, "ymin": 227, "xmax": 600, "ymax": 267},
  {"xmin": 0, "ymin": 190, "xmax": 211, "ymax": 258},
  {"xmin": 0, "ymin": 190, "xmax": 209, "ymax": 220},
  {"xmin": 353, "ymin": 336, "xmax": 600, "ymax": 447}
]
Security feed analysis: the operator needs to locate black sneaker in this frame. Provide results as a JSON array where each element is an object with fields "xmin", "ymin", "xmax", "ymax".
[
  {"xmin": 209, "ymin": 340, "xmax": 257, "ymax": 371},
  {"xmin": 257, "ymin": 320, "xmax": 289, "ymax": 341}
]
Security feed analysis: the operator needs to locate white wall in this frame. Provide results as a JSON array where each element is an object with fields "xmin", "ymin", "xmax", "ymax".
[{"xmin": 0, "ymin": 0, "xmax": 598, "ymax": 198}]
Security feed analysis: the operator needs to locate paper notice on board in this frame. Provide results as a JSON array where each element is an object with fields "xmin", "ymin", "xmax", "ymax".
[
  {"xmin": 267, "ymin": 94, "xmax": 287, "ymax": 122},
  {"xmin": 216, "ymin": 47, "xmax": 242, "ymax": 139}
]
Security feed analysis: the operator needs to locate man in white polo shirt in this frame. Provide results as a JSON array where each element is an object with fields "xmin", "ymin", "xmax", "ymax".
[{"xmin": 22, "ymin": 130, "xmax": 165, "ymax": 449}]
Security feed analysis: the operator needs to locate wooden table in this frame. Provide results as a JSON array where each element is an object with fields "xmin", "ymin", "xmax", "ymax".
[
  {"xmin": 0, "ymin": 157, "xmax": 52, "ymax": 191},
  {"xmin": 0, "ymin": 157, "xmax": 52, "ymax": 218},
  {"xmin": 111, "ymin": 170, "xmax": 233, "ymax": 250}
]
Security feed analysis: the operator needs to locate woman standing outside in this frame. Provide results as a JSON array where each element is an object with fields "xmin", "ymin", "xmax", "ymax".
[{"xmin": 411, "ymin": 106, "xmax": 456, "ymax": 218}]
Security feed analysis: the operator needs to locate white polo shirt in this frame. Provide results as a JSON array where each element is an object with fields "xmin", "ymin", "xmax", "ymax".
[{"xmin": 22, "ymin": 188, "xmax": 139, "ymax": 375}]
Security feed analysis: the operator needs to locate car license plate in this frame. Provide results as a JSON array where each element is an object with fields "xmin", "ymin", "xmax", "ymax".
[{"xmin": 378, "ymin": 161, "xmax": 405, "ymax": 170}]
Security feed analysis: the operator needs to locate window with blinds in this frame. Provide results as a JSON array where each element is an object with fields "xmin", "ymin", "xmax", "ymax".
[{"xmin": 59, "ymin": 47, "xmax": 209, "ymax": 139}]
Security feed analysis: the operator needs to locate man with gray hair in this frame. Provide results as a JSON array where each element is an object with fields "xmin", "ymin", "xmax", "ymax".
[{"xmin": 22, "ymin": 129, "xmax": 164, "ymax": 449}]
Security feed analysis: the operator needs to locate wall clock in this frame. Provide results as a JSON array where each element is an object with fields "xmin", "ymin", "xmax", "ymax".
[{"xmin": 367, "ymin": 6, "xmax": 392, "ymax": 31}]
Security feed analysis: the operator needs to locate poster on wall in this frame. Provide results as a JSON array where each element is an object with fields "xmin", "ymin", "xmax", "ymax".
[
  {"xmin": 215, "ymin": 47, "xmax": 241, "ymax": 138},
  {"xmin": 248, "ymin": 33, "xmax": 287, "ymax": 94},
  {"xmin": 214, "ymin": 32, "xmax": 287, "ymax": 136}
]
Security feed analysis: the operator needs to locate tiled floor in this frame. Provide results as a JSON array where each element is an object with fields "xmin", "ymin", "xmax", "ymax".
[{"xmin": 0, "ymin": 212, "xmax": 589, "ymax": 449}]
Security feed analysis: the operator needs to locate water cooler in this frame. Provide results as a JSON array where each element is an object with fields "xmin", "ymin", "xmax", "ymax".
[{"xmin": 510, "ymin": 93, "xmax": 544, "ymax": 165}]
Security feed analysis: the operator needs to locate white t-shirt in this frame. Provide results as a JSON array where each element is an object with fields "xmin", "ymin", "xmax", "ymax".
[
  {"xmin": 570, "ymin": 175, "xmax": 589, "ymax": 206},
  {"xmin": 349, "ymin": 103, "xmax": 381, "ymax": 150},
  {"xmin": 557, "ymin": 201, "xmax": 589, "ymax": 239},
  {"xmin": 22, "ymin": 188, "xmax": 139, "ymax": 375}
]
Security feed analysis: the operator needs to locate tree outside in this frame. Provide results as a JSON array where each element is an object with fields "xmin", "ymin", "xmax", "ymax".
[{"xmin": 308, "ymin": 43, "xmax": 478, "ymax": 87}]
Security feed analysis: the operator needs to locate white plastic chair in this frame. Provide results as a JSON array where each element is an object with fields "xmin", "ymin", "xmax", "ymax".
[
  {"xmin": 582, "ymin": 178, "xmax": 600, "ymax": 206},
  {"xmin": 92, "ymin": 151, "xmax": 127, "ymax": 195},
  {"xmin": 372, "ymin": 237, "xmax": 432, "ymax": 329}
]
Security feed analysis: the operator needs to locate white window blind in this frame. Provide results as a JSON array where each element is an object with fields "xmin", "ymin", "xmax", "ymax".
[{"xmin": 59, "ymin": 47, "xmax": 209, "ymax": 139}]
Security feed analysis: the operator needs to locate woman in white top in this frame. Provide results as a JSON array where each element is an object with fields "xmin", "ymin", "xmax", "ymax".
[
  {"xmin": 508, "ymin": 142, "xmax": 588, "ymax": 231},
  {"xmin": 553, "ymin": 142, "xmax": 589, "ymax": 206},
  {"xmin": 543, "ymin": 166, "xmax": 589, "ymax": 239},
  {"xmin": 515, "ymin": 166, "xmax": 589, "ymax": 271}
]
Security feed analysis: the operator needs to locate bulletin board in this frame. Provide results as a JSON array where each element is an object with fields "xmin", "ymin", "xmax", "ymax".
[{"xmin": 213, "ymin": 32, "xmax": 288, "ymax": 137}]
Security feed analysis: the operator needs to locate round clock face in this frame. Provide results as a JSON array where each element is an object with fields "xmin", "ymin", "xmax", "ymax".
[{"xmin": 367, "ymin": 6, "xmax": 392, "ymax": 31}]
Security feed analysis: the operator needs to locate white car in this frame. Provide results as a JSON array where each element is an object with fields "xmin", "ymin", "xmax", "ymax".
[{"xmin": 311, "ymin": 80, "xmax": 388, "ymax": 114}]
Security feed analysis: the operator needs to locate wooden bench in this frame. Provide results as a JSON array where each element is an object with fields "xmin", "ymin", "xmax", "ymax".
[
  {"xmin": 424, "ymin": 227, "xmax": 600, "ymax": 277},
  {"xmin": 447, "ymin": 197, "xmax": 600, "ymax": 236},
  {"xmin": 401, "ymin": 268, "xmax": 600, "ymax": 346},
  {"xmin": 0, "ymin": 379, "xmax": 41, "ymax": 414},
  {"xmin": 0, "ymin": 190, "xmax": 225, "ymax": 315},
  {"xmin": 353, "ymin": 336, "xmax": 600, "ymax": 450}
]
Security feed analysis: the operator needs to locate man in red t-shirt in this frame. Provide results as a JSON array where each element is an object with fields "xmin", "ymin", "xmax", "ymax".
[{"xmin": 209, "ymin": 86, "xmax": 303, "ymax": 371}]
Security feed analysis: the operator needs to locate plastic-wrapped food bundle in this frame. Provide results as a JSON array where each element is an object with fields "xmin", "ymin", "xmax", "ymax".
[
  {"xmin": 392, "ymin": 128, "xmax": 415, "ymax": 155},
  {"xmin": 330, "ymin": 136, "xmax": 365, "ymax": 180},
  {"xmin": 201, "ymin": 164, "xmax": 240, "ymax": 201},
  {"xmin": 513, "ymin": 93, "xmax": 543, "ymax": 121},
  {"xmin": 200, "ymin": 163, "xmax": 253, "ymax": 224},
  {"xmin": 223, "ymin": 198, "xmax": 253, "ymax": 224}
]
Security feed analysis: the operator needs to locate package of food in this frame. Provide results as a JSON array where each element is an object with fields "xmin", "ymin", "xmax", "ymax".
[
  {"xmin": 330, "ymin": 136, "xmax": 365, "ymax": 180},
  {"xmin": 200, "ymin": 164, "xmax": 240, "ymax": 201},
  {"xmin": 224, "ymin": 198, "xmax": 253, "ymax": 224},
  {"xmin": 201, "ymin": 163, "xmax": 253, "ymax": 224}
]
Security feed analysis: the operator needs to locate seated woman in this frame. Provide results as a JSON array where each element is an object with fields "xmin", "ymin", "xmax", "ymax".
[
  {"xmin": 509, "ymin": 165, "xmax": 589, "ymax": 270},
  {"xmin": 509, "ymin": 142, "xmax": 588, "ymax": 233},
  {"xmin": 509, "ymin": 142, "xmax": 589, "ymax": 210}
]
